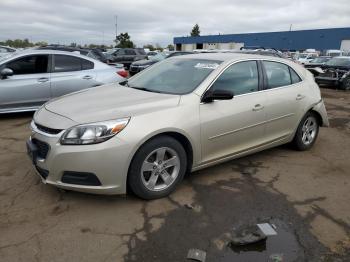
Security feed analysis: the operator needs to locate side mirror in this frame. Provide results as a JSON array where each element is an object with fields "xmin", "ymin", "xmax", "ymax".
[
  {"xmin": 202, "ymin": 89, "xmax": 234, "ymax": 103},
  {"xmin": 1, "ymin": 68, "xmax": 13, "ymax": 79}
]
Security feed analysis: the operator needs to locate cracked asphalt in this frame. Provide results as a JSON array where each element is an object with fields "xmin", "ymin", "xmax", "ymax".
[{"xmin": 0, "ymin": 88, "xmax": 349, "ymax": 262}]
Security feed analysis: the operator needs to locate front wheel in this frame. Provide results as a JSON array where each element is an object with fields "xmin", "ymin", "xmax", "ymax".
[
  {"xmin": 341, "ymin": 77, "xmax": 350, "ymax": 91},
  {"xmin": 292, "ymin": 112, "xmax": 320, "ymax": 151},
  {"xmin": 128, "ymin": 136, "xmax": 187, "ymax": 199}
]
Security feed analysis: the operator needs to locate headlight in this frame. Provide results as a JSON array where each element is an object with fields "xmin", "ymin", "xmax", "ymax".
[{"xmin": 60, "ymin": 118, "xmax": 130, "ymax": 145}]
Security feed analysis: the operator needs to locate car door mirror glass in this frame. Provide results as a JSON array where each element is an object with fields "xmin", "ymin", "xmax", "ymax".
[
  {"xmin": 202, "ymin": 89, "xmax": 234, "ymax": 103},
  {"xmin": 1, "ymin": 68, "xmax": 14, "ymax": 79}
]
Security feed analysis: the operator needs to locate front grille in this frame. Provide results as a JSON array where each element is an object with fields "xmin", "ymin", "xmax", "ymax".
[
  {"xmin": 35, "ymin": 122, "xmax": 63, "ymax": 135},
  {"xmin": 32, "ymin": 139, "xmax": 50, "ymax": 159}
]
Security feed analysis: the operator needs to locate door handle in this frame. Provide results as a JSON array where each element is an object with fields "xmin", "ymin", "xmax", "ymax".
[
  {"xmin": 252, "ymin": 104, "xmax": 264, "ymax": 111},
  {"xmin": 296, "ymin": 94, "xmax": 305, "ymax": 100},
  {"xmin": 37, "ymin": 77, "xmax": 49, "ymax": 83},
  {"xmin": 82, "ymin": 75, "xmax": 93, "ymax": 80}
]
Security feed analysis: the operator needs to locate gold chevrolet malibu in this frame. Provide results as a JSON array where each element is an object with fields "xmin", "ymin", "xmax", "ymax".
[{"xmin": 27, "ymin": 53, "xmax": 329, "ymax": 199}]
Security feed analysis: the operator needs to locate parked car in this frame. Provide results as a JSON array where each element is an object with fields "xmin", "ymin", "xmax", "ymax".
[
  {"xmin": 39, "ymin": 45, "xmax": 111, "ymax": 64},
  {"xmin": 0, "ymin": 45, "xmax": 16, "ymax": 57},
  {"xmin": 304, "ymin": 56, "xmax": 331, "ymax": 68},
  {"xmin": 107, "ymin": 48, "xmax": 147, "ymax": 68},
  {"xmin": 129, "ymin": 51, "xmax": 193, "ymax": 75},
  {"xmin": 0, "ymin": 50, "xmax": 125, "ymax": 113},
  {"xmin": 146, "ymin": 51, "xmax": 158, "ymax": 59},
  {"xmin": 307, "ymin": 56, "xmax": 350, "ymax": 90},
  {"xmin": 297, "ymin": 53, "xmax": 318, "ymax": 64},
  {"xmin": 325, "ymin": 49, "xmax": 344, "ymax": 57},
  {"xmin": 27, "ymin": 53, "xmax": 328, "ymax": 199}
]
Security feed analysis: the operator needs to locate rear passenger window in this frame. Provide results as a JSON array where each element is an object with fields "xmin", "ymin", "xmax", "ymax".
[
  {"xmin": 82, "ymin": 59, "xmax": 94, "ymax": 70},
  {"xmin": 290, "ymin": 68, "xmax": 302, "ymax": 84},
  {"xmin": 211, "ymin": 61, "xmax": 259, "ymax": 95},
  {"xmin": 5, "ymin": 55, "xmax": 49, "ymax": 75},
  {"xmin": 54, "ymin": 55, "xmax": 81, "ymax": 72},
  {"xmin": 263, "ymin": 61, "xmax": 291, "ymax": 88}
]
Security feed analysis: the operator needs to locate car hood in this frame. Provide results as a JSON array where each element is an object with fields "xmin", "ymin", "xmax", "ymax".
[
  {"xmin": 132, "ymin": 59, "xmax": 157, "ymax": 66},
  {"xmin": 44, "ymin": 84, "xmax": 180, "ymax": 124},
  {"xmin": 320, "ymin": 65, "xmax": 350, "ymax": 70}
]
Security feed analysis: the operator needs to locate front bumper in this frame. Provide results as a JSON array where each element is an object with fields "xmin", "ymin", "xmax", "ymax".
[
  {"xmin": 27, "ymin": 127, "xmax": 133, "ymax": 195},
  {"xmin": 315, "ymin": 76, "xmax": 340, "ymax": 86}
]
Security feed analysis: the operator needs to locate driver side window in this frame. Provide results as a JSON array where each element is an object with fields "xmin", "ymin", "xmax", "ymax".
[{"xmin": 211, "ymin": 61, "xmax": 259, "ymax": 96}]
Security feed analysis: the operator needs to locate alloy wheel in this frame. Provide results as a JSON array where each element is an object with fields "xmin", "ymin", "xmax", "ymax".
[
  {"xmin": 140, "ymin": 147, "xmax": 180, "ymax": 191},
  {"xmin": 301, "ymin": 116, "xmax": 318, "ymax": 145}
]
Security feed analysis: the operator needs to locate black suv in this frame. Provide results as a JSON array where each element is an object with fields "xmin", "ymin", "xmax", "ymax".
[{"xmin": 108, "ymin": 48, "xmax": 147, "ymax": 68}]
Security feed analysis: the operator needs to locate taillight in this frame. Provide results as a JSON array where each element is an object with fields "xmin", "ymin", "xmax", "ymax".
[{"xmin": 117, "ymin": 70, "xmax": 128, "ymax": 78}]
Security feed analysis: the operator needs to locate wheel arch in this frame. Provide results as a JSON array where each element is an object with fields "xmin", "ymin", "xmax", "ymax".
[{"xmin": 126, "ymin": 130, "xmax": 195, "ymax": 191}]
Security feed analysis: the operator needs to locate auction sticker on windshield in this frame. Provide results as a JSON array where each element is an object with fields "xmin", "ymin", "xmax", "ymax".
[{"xmin": 195, "ymin": 63, "xmax": 220, "ymax": 69}]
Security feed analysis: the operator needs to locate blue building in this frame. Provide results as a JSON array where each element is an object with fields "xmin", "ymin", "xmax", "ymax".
[{"xmin": 173, "ymin": 27, "xmax": 350, "ymax": 52}]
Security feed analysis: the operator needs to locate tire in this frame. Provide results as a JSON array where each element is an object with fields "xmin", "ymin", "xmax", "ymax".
[
  {"xmin": 341, "ymin": 77, "xmax": 350, "ymax": 91},
  {"xmin": 128, "ymin": 136, "xmax": 187, "ymax": 200},
  {"xmin": 292, "ymin": 112, "xmax": 320, "ymax": 151}
]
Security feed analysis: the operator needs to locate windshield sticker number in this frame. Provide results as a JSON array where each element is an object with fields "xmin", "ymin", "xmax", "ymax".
[{"xmin": 195, "ymin": 63, "xmax": 219, "ymax": 69}]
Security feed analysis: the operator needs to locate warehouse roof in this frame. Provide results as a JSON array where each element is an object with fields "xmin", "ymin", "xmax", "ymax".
[{"xmin": 174, "ymin": 27, "xmax": 350, "ymax": 50}]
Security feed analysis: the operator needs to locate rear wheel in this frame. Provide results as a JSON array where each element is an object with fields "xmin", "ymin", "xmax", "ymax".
[
  {"xmin": 128, "ymin": 136, "xmax": 187, "ymax": 199},
  {"xmin": 292, "ymin": 112, "xmax": 319, "ymax": 151}
]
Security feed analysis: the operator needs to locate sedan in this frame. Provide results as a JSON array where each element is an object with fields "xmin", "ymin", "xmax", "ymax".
[
  {"xmin": 0, "ymin": 50, "xmax": 125, "ymax": 113},
  {"xmin": 27, "ymin": 53, "xmax": 329, "ymax": 199}
]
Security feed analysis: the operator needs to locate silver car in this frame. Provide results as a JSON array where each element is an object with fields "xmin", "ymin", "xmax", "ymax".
[
  {"xmin": 0, "ymin": 50, "xmax": 125, "ymax": 113},
  {"xmin": 27, "ymin": 53, "xmax": 329, "ymax": 199}
]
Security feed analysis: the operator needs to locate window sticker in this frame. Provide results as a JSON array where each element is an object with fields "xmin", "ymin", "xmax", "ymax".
[{"xmin": 194, "ymin": 63, "xmax": 219, "ymax": 69}]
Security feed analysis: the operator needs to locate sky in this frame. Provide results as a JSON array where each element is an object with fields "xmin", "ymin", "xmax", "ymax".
[{"xmin": 1, "ymin": 0, "xmax": 350, "ymax": 47}]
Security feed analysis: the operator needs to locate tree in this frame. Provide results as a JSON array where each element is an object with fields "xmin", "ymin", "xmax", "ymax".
[
  {"xmin": 190, "ymin": 24, "xmax": 200, "ymax": 37},
  {"xmin": 115, "ymin": 32, "xmax": 134, "ymax": 48},
  {"xmin": 167, "ymin": 44, "xmax": 174, "ymax": 51},
  {"xmin": 143, "ymin": 44, "xmax": 155, "ymax": 51}
]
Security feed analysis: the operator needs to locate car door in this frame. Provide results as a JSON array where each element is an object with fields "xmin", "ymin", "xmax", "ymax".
[
  {"xmin": 50, "ymin": 54, "xmax": 97, "ymax": 98},
  {"xmin": 261, "ymin": 60, "xmax": 305, "ymax": 142},
  {"xmin": 200, "ymin": 60, "xmax": 267, "ymax": 163},
  {"xmin": 0, "ymin": 54, "xmax": 50, "ymax": 111}
]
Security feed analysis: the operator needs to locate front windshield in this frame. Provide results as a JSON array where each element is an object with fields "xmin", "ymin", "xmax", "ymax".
[
  {"xmin": 325, "ymin": 58, "xmax": 350, "ymax": 67},
  {"xmin": 128, "ymin": 58, "xmax": 222, "ymax": 95},
  {"xmin": 150, "ymin": 52, "xmax": 168, "ymax": 61},
  {"xmin": 298, "ymin": 54, "xmax": 308, "ymax": 58},
  {"xmin": 311, "ymin": 57, "xmax": 328, "ymax": 63}
]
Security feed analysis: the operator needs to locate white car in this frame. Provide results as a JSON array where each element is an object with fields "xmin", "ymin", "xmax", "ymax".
[{"xmin": 0, "ymin": 50, "xmax": 125, "ymax": 113}]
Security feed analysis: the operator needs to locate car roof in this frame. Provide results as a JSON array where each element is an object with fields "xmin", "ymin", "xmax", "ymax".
[
  {"xmin": 174, "ymin": 52, "xmax": 288, "ymax": 62},
  {"xmin": 0, "ymin": 49, "xmax": 108, "ymax": 67}
]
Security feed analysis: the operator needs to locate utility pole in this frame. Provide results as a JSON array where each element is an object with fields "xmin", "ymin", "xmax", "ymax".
[{"xmin": 115, "ymin": 15, "xmax": 118, "ymax": 44}]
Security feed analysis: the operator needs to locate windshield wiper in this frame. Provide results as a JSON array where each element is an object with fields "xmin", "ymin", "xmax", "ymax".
[{"xmin": 130, "ymin": 86, "xmax": 162, "ymax": 93}]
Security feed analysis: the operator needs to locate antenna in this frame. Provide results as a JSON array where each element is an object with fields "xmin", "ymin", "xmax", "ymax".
[{"xmin": 115, "ymin": 15, "xmax": 118, "ymax": 41}]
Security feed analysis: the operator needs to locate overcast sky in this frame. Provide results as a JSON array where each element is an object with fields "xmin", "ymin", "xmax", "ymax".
[{"xmin": 1, "ymin": 0, "xmax": 350, "ymax": 47}]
